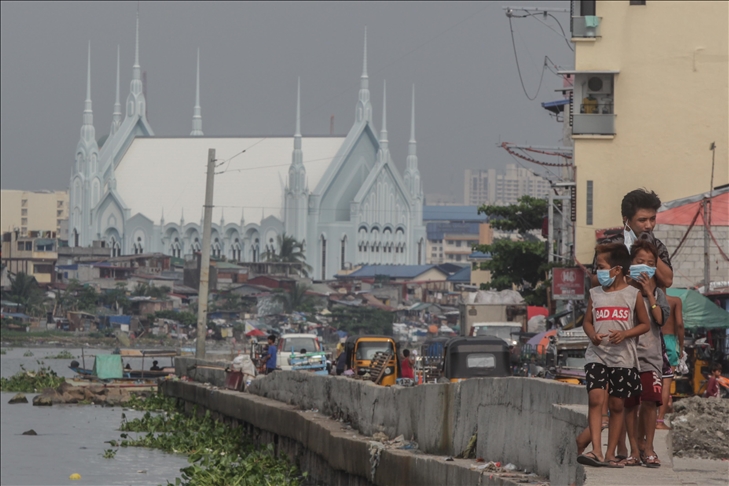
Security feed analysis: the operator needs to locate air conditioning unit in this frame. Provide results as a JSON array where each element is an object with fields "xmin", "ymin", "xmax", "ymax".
[{"xmin": 585, "ymin": 75, "xmax": 612, "ymax": 95}]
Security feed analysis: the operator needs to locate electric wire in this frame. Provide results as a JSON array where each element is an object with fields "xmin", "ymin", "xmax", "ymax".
[{"xmin": 507, "ymin": 16, "xmax": 548, "ymax": 101}]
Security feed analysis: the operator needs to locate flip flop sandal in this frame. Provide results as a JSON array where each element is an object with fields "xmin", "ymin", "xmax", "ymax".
[
  {"xmin": 602, "ymin": 459, "xmax": 625, "ymax": 469},
  {"xmin": 577, "ymin": 452, "xmax": 604, "ymax": 468},
  {"xmin": 619, "ymin": 456, "xmax": 641, "ymax": 467},
  {"xmin": 644, "ymin": 454, "xmax": 661, "ymax": 468}
]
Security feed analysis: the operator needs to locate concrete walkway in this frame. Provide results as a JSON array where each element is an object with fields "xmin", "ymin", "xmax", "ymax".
[{"xmin": 583, "ymin": 429, "xmax": 728, "ymax": 485}]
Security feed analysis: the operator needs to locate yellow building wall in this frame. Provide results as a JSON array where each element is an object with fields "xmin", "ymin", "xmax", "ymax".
[
  {"xmin": 0, "ymin": 190, "xmax": 68, "ymax": 236},
  {"xmin": 573, "ymin": 1, "xmax": 728, "ymax": 264}
]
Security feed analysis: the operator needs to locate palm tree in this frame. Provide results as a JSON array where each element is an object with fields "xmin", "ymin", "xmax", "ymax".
[
  {"xmin": 265, "ymin": 233, "xmax": 312, "ymax": 276},
  {"xmin": 271, "ymin": 283, "xmax": 318, "ymax": 314},
  {"xmin": 6, "ymin": 272, "xmax": 46, "ymax": 316}
]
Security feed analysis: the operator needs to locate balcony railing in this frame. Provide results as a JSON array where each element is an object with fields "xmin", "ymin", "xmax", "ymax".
[
  {"xmin": 572, "ymin": 16, "xmax": 601, "ymax": 38},
  {"xmin": 572, "ymin": 113, "xmax": 616, "ymax": 136}
]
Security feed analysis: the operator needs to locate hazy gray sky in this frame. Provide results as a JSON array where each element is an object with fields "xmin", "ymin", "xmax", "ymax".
[{"xmin": 1, "ymin": 1, "xmax": 573, "ymax": 198}]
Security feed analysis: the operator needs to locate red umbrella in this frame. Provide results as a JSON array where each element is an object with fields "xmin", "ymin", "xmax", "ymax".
[
  {"xmin": 527, "ymin": 306, "xmax": 549, "ymax": 320},
  {"xmin": 246, "ymin": 328, "xmax": 266, "ymax": 337}
]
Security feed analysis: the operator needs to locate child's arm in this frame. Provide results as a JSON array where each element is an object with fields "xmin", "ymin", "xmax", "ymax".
[
  {"xmin": 608, "ymin": 293, "xmax": 651, "ymax": 344},
  {"xmin": 582, "ymin": 298, "xmax": 606, "ymax": 346},
  {"xmin": 654, "ymin": 289, "xmax": 670, "ymax": 327}
]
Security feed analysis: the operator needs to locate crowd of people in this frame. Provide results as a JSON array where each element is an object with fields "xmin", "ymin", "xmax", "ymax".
[{"xmin": 575, "ymin": 188, "xmax": 720, "ymax": 470}]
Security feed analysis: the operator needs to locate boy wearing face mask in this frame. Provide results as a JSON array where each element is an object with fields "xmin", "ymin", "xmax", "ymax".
[
  {"xmin": 578, "ymin": 243, "xmax": 651, "ymax": 468},
  {"xmin": 588, "ymin": 189, "xmax": 673, "ymax": 290},
  {"xmin": 621, "ymin": 240, "xmax": 670, "ymax": 468}
]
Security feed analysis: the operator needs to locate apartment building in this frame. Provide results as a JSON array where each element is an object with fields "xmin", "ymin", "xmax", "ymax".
[
  {"xmin": 566, "ymin": 1, "xmax": 728, "ymax": 264},
  {"xmin": 1, "ymin": 190, "xmax": 68, "ymax": 237},
  {"xmin": 1, "ymin": 231, "xmax": 58, "ymax": 284},
  {"xmin": 464, "ymin": 165, "xmax": 551, "ymax": 207}
]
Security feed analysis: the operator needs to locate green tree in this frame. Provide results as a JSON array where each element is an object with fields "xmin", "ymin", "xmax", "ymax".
[
  {"xmin": 330, "ymin": 306, "xmax": 394, "ymax": 336},
  {"xmin": 474, "ymin": 195, "xmax": 551, "ymax": 305},
  {"xmin": 99, "ymin": 283, "xmax": 130, "ymax": 313},
  {"xmin": 5, "ymin": 272, "xmax": 46, "ymax": 316},
  {"xmin": 271, "ymin": 283, "xmax": 319, "ymax": 314},
  {"xmin": 478, "ymin": 195, "xmax": 548, "ymax": 237},
  {"xmin": 265, "ymin": 233, "xmax": 312, "ymax": 276}
]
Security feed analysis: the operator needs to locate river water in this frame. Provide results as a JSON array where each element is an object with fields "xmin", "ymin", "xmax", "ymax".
[{"xmin": 1, "ymin": 347, "xmax": 190, "ymax": 486}]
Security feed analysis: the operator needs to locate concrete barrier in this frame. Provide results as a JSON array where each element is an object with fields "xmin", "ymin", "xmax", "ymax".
[
  {"xmin": 171, "ymin": 360, "xmax": 592, "ymax": 484},
  {"xmin": 162, "ymin": 380, "xmax": 531, "ymax": 486},
  {"xmin": 175, "ymin": 357, "xmax": 228, "ymax": 387},
  {"xmin": 247, "ymin": 372, "xmax": 588, "ymax": 482}
]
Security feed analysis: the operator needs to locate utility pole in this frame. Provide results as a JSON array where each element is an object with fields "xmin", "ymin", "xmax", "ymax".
[
  {"xmin": 196, "ymin": 148, "xmax": 216, "ymax": 358},
  {"xmin": 704, "ymin": 142, "xmax": 716, "ymax": 293}
]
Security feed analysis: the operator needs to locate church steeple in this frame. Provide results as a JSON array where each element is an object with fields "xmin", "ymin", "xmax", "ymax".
[
  {"xmin": 190, "ymin": 49, "xmax": 203, "ymax": 136},
  {"xmin": 404, "ymin": 84, "xmax": 422, "ymax": 200},
  {"xmin": 80, "ymin": 42, "xmax": 96, "ymax": 146},
  {"xmin": 110, "ymin": 45, "xmax": 122, "ymax": 136},
  {"xmin": 285, "ymin": 77, "xmax": 308, "ymax": 242},
  {"xmin": 288, "ymin": 77, "xmax": 306, "ymax": 194},
  {"xmin": 355, "ymin": 28, "xmax": 372, "ymax": 124},
  {"xmin": 126, "ymin": 11, "xmax": 147, "ymax": 120}
]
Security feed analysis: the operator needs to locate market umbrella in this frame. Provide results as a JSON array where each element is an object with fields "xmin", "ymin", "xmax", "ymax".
[
  {"xmin": 666, "ymin": 289, "xmax": 729, "ymax": 329},
  {"xmin": 525, "ymin": 329, "xmax": 557, "ymax": 354},
  {"xmin": 527, "ymin": 306, "xmax": 549, "ymax": 320}
]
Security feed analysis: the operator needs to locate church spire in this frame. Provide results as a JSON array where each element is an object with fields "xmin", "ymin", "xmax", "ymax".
[
  {"xmin": 404, "ymin": 84, "xmax": 422, "ymax": 199},
  {"xmin": 80, "ymin": 42, "xmax": 96, "ymax": 144},
  {"xmin": 294, "ymin": 76, "xmax": 301, "ymax": 148},
  {"xmin": 190, "ymin": 48, "xmax": 203, "ymax": 136},
  {"xmin": 110, "ymin": 45, "xmax": 122, "ymax": 136},
  {"xmin": 126, "ymin": 11, "xmax": 146, "ymax": 119},
  {"xmin": 355, "ymin": 27, "xmax": 372, "ymax": 124},
  {"xmin": 180, "ymin": 208, "xmax": 185, "ymax": 226},
  {"xmin": 288, "ymin": 77, "xmax": 306, "ymax": 194},
  {"xmin": 379, "ymin": 80, "xmax": 388, "ymax": 152},
  {"xmin": 160, "ymin": 207, "xmax": 165, "ymax": 226}
]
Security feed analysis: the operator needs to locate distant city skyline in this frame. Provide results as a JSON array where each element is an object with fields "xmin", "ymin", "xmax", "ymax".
[{"xmin": 1, "ymin": 1, "xmax": 573, "ymax": 196}]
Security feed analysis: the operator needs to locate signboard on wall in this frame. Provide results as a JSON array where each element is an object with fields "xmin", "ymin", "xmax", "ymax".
[{"xmin": 552, "ymin": 267, "xmax": 586, "ymax": 300}]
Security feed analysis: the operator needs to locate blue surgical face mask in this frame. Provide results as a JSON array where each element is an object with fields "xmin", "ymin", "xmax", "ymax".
[
  {"xmin": 597, "ymin": 269, "xmax": 616, "ymax": 287},
  {"xmin": 630, "ymin": 264, "xmax": 656, "ymax": 280}
]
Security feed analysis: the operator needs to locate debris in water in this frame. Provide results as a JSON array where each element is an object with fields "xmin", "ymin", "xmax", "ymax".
[
  {"xmin": 69, "ymin": 473, "xmax": 81, "ymax": 480},
  {"xmin": 22, "ymin": 429, "xmax": 37, "ymax": 436}
]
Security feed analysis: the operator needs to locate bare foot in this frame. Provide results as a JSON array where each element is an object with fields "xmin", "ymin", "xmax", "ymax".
[{"xmin": 655, "ymin": 421, "xmax": 670, "ymax": 430}]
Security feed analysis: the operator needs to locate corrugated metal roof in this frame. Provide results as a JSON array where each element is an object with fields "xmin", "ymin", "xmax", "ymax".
[
  {"xmin": 342, "ymin": 264, "xmax": 443, "ymax": 279},
  {"xmin": 422, "ymin": 206, "xmax": 487, "ymax": 222},
  {"xmin": 447, "ymin": 265, "xmax": 472, "ymax": 282}
]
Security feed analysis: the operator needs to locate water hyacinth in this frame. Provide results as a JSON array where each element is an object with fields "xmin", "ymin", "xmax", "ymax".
[
  {"xmin": 116, "ymin": 394, "xmax": 306, "ymax": 486},
  {"xmin": 0, "ymin": 362, "xmax": 65, "ymax": 392}
]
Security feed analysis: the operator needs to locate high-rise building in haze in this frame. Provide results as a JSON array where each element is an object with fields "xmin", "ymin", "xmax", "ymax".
[{"xmin": 464, "ymin": 165, "xmax": 550, "ymax": 206}]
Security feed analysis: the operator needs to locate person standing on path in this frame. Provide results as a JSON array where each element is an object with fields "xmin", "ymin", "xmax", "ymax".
[
  {"xmin": 622, "ymin": 240, "xmax": 669, "ymax": 468},
  {"xmin": 657, "ymin": 295, "xmax": 684, "ymax": 429},
  {"xmin": 577, "ymin": 243, "xmax": 651, "ymax": 469},
  {"xmin": 264, "ymin": 334, "xmax": 278, "ymax": 374}
]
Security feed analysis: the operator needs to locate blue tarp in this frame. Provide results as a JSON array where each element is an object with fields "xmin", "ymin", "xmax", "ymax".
[{"xmin": 109, "ymin": 315, "xmax": 132, "ymax": 325}]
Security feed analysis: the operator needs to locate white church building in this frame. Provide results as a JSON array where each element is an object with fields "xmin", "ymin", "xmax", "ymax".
[{"xmin": 68, "ymin": 17, "xmax": 426, "ymax": 280}]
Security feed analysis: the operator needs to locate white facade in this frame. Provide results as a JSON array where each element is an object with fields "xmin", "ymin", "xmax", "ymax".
[
  {"xmin": 67, "ymin": 22, "xmax": 425, "ymax": 280},
  {"xmin": 464, "ymin": 165, "xmax": 551, "ymax": 206}
]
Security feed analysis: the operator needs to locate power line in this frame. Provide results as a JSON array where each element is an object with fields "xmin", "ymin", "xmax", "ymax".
[{"xmin": 507, "ymin": 15, "xmax": 548, "ymax": 101}]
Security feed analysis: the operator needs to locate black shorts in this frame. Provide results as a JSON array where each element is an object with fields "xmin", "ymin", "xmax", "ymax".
[{"xmin": 584, "ymin": 362, "xmax": 642, "ymax": 398}]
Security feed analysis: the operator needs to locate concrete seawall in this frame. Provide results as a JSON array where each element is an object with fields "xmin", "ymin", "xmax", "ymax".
[
  {"xmin": 162, "ymin": 380, "xmax": 538, "ymax": 486},
  {"xmin": 170, "ymin": 359, "xmax": 592, "ymax": 485},
  {"xmin": 248, "ymin": 371, "xmax": 588, "ymax": 482}
]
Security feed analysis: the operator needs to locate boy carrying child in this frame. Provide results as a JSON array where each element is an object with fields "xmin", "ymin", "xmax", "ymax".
[
  {"xmin": 577, "ymin": 243, "xmax": 651, "ymax": 468},
  {"xmin": 621, "ymin": 240, "xmax": 670, "ymax": 467}
]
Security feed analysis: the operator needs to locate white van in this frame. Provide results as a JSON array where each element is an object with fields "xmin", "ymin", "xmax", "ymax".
[
  {"xmin": 277, "ymin": 333, "xmax": 322, "ymax": 371},
  {"xmin": 469, "ymin": 322, "xmax": 522, "ymax": 347}
]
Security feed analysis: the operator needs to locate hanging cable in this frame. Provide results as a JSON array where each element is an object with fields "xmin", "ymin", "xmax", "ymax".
[{"xmin": 507, "ymin": 15, "xmax": 548, "ymax": 101}]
